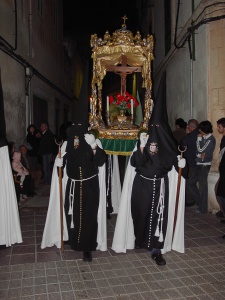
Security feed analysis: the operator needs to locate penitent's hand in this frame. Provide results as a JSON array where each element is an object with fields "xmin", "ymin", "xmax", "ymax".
[
  {"xmin": 140, "ymin": 132, "xmax": 148, "ymax": 148},
  {"xmin": 55, "ymin": 157, "xmax": 63, "ymax": 167},
  {"xmin": 84, "ymin": 133, "xmax": 97, "ymax": 149},
  {"xmin": 177, "ymin": 155, "xmax": 186, "ymax": 168}
]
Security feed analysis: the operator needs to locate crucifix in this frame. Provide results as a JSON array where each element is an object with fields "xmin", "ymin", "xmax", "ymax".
[{"xmin": 106, "ymin": 54, "xmax": 142, "ymax": 94}]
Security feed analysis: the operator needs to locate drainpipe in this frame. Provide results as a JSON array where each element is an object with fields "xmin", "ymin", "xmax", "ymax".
[
  {"xmin": 26, "ymin": 0, "xmax": 33, "ymax": 130},
  {"xmin": 190, "ymin": 47, "xmax": 193, "ymax": 118},
  {"xmin": 190, "ymin": 0, "xmax": 195, "ymax": 119}
]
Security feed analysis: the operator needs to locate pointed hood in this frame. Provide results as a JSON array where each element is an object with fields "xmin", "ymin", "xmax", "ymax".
[
  {"xmin": 145, "ymin": 71, "xmax": 178, "ymax": 178},
  {"xmin": 0, "ymin": 70, "xmax": 7, "ymax": 147},
  {"xmin": 66, "ymin": 60, "xmax": 90, "ymax": 152}
]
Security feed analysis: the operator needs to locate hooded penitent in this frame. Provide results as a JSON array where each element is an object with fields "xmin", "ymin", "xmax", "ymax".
[
  {"xmin": 63, "ymin": 61, "xmax": 106, "ymax": 252},
  {"xmin": 66, "ymin": 61, "xmax": 91, "ymax": 179},
  {"xmin": 141, "ymin": 71, "xmax": 178, "ymax": 178},
  {"xmin": 130, "ymin": 71, "xmax": 180, "ymax": 251}
]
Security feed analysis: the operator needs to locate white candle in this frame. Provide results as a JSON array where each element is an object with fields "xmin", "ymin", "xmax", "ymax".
[
  {"xmin": 90, "ymin": 97, "xmax": 93, "ymax": 113},
  {"xmin": 131, "ymin": 99, "xmax": 133, "ymax": 115},
  {"xmin": 107, "ymin": 96, "xmax": 109, "ymax": 112}
]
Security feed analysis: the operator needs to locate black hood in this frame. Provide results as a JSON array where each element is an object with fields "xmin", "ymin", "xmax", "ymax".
[{"xmin": 145, "ymin": 71, "xmax": 178, "ymax": 177}]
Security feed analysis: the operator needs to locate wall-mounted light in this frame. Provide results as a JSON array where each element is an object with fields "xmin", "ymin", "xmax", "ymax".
[{"xmin": 26, "ymin": 67, "xmax": 30, "ymax": 77}]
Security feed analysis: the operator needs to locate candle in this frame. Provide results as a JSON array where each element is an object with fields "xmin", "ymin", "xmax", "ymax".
[
  {"xmin": 131, "ymin": 99, "xmax": 133, "ymax": 115},
  {"xmin": 90, "ymin": 97, "xmax": 93, "ymax": 113},
  {"xmin": 106, "ymin": 96, "xmax": 109, "ymax": 112}
]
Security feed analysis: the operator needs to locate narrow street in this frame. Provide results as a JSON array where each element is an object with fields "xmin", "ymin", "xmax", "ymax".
[{"xmin": 0, "ymin": 183, "xmax": 225, "ymax": 299}]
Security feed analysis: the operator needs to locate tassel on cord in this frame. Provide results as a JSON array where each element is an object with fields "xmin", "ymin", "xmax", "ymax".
[
  {"xmin": 155, "ymin": 219, "xmax": 160, "ymax": 237},
  {"xmin": 68, "ymin": 180, "xmax": 75, "ymax": 228},
  {"xmin": 155, "ymin": 178, "xmax": 165, "ymax": 242},
  {"xmin": 68, "ymin": 180, "xmax": 75, "ymax": 215},
  {"xmin": 107, "ymin": 155, "xmax": 112, "ymax": 197}
]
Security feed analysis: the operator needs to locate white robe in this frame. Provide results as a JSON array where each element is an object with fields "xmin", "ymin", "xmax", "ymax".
[
  {"xmin": 111, "ymin": 146, "xmax": 185, "ymax": 254},
  {"xmin": 0, "ymin": 146, "xmax": 23, "ymax": 247},
  {"xmin": 41, "ymin": 140, "xmax": 107, "ymax": 251}
]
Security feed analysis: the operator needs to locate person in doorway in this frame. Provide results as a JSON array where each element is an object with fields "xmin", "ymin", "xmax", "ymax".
[
  {"xmin": 112, "ymin": 72, "xmax": 187, "ymax": 265},
  {"xmin": 26, "ymin": 124, "xmax": 41, "ymax": 170},
  {"xmin": 180, "ymin": 119, "xmax": 199, "ymax": 207},
  {"xmin": 214, "ymin": 118, "xmax": 225, "ymax": 221},
  {"xmin": 194, "ymin": 120, "xmax": 216, "ymax": 213},
  {"xmin": 38, "ymin": 121, "xmax": 56, "ymax": 185}
]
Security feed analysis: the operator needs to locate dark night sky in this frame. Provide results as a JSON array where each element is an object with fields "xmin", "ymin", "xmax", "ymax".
[{"xmin": 63, "ymin": 0, "xmax": 139, "ymax": 37}]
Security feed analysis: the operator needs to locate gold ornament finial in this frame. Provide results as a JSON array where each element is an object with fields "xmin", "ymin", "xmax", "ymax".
[{"xmin": 122, "ymin": 15, "xmax": 128, "ymax": 25}]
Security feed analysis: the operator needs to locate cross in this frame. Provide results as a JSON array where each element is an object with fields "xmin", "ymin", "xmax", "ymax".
[
  {"xmin": 122, "ymin": 15, "xmax": 128, "ymax": 25},
  {"xmin": 106, "ymin": 55, "xmax": 142, "ymax": 94}
]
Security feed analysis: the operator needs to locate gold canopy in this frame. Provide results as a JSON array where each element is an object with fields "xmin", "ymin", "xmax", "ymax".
[{"xmin": 90, "ymin": 16, "xmax": 154, "ymax": 137}]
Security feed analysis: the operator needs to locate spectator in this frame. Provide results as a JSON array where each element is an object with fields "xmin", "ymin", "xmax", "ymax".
[
  {"xmin": 214, "ymin": 118, "xmax": 225, "ymax": 221},
  {"xmin": 172, "ymin": 118, "xmax": 187, "ymax": 144},
  {"xmin": 38, "ymin": 121, "xmax": 56, "ymax": 185},
  {"xmin": 12, "ymin": 151, "xmax": 36, "ymax": 199},
  {"xmin": 26, "ymin": 124, "xmax": 41, "ymax": 169},
  {"xmin": 195, "ymin": 120, "xmax": 216, "ymax": 213},
  {"xmin": 19, "ymin": 144, "xmax": 42, "ymax": 189},
  {"xmin": 180, "ymin": 119, "xmax": 199, "ymax": 207},
  {"xmin": 12, "ymin": 151, "xmax": 29, "ymax": 189}
]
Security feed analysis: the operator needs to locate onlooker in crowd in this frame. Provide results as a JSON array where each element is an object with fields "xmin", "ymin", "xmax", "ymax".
[
  {"xmin": 195, "ymin": 120, "xmax": 216, "ymax": 213},
  {"xmin": 38, "ymin": 122, "xmax": 56, "ymax": 185},
  {"xmin": 180, "ymin": 119, "xmax": 199, "ymax": 207},
  {"xmin": 12, "ymin": 151, "xmax": 29, "ymax": 189},
  {"xmin": 26, "ymin": 124, "xmax": 41, "ymax": 169},
  {"xmin": 19, "ymin": 144, "xmax": 42, "ymax": 189},
  {"xmin": 172, "ymin": 118, "xmax": 187, "ymax": 144},
  {"xmin": 12, "ymin": 151, "xmax": 36, "ymax": 199},
  {"xmin": 214, "ymin": 118, "xmax": 225, "ymax": 221}
]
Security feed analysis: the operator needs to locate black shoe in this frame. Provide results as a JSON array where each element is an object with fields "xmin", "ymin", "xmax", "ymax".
[
  {"xmin": 216, "ymin": 210, "xmax": 225, "ymax": 218},
  {"xmin": 151, "ymin": 252, "xmax": 166, "ymax": 265},
  {"xmin": 107, "ymin": 213, "xmax": 111, "ymax": 220},
  {"xmin": 83, "ymin": 251, "xmax": 92, "ymax": 262},
  {"xmin": 0, "ymin": 245, "xmax": 7, "ymax": 250},
  {"xmin": 134, "ymin": 243, "xmax": 141, "ymax": 249},
  {"xmin": 220, "ymin": 219, "xmax": 225, "ymax": 224}
]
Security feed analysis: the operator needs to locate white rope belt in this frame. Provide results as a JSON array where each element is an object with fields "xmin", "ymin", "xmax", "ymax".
[
  {"xmin": 140, "ymin": 175, "xmax": 161, "ymax": 181},
  {"xmin": 68, "ymin": 174, "xmax": 97, "ymax": 229},
  {"xmin": 140, "ymin": 175, "xmax": 165, "ymax": 247}
]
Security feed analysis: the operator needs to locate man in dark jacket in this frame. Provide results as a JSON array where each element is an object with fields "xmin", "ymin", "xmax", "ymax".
[
  {"xmin": 38, "ymin": 122, "xmax": 56, "ymax": 184},
  {"xmin": 180, "ymin": 119, "xmax": 199, "ymax": 206},
  {"xmin": 215, "ymin": 118, "xmax": 225, "ymax": 222}
]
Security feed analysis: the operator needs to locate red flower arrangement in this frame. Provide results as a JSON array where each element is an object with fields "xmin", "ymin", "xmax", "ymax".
[{"xmin": 109, "ymin": 91, "xmax": 139, "ymax": 112}]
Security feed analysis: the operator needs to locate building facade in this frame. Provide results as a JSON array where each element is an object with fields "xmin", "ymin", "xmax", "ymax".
[
  {"xmin": 0, "ymin": 0, "xmax": 74, "ymax": 147},
  {"xmin": 139, "ymin": 0, "xmax": 225, "ymax": 211}
]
